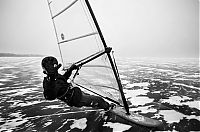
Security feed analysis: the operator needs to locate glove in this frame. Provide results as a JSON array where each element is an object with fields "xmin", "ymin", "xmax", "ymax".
[{"xmin": 69, "ymin": 64, "xmax": 78, "ymax": 71}]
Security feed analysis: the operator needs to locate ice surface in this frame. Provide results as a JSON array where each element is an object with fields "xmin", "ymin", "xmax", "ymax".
[{"xmin": 0, "ymin": 57, "xmax": 199, "ymax": 131}]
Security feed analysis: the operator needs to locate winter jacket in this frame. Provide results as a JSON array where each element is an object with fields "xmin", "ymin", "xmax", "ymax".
[{"xmin": 42, "ymin": 69, "xmax": 82, "ymax": 106}]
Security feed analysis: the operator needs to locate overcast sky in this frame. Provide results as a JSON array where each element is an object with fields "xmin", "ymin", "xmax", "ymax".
[{"xmin": 0, "ymin": 0, "xmax": 199, "ymax": 58}]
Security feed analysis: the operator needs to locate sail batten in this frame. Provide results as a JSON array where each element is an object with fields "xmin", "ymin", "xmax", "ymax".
[
  {"xmin": 58, "ymin": 32, "xmax": 98, "ymax": 45},
  {"xmin": 52, "ymin": 0, "xmax": 79, "ymax": 19}
]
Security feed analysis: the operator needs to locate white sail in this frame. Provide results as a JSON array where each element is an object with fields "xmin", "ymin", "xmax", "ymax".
[{"xmin": 47, "ymin": 0, "xmax": 129, "ymax": 112}]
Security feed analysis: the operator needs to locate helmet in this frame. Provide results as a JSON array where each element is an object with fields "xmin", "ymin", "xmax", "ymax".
[{"xmin": 41, "ymin": 56, "xmax": 58, "ymax": 74}]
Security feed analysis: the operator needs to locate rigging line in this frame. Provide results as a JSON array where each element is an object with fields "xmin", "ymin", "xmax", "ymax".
[
  {"xmin": 102, "ymin": 55, "xmax": 112, "ymax": 78},
  {"xmin": 80, "ymin": 0, "xmax": 95, "ymax": 32},
  {"xmin": 81, "ymin": 0, "xmax": 109, "ymax": 73},
  {"xmin": 112, "ymin": 51, "xmax": 120, "ymax": 80},
  {"xmin": 74, "ymin": 82, "xmax": 122, "ymax": 106},
  {"xmin": 72, "ymin": 76, "xmax": 120, "ymax": 102},
  {"xmin": 73, "ymin": 74, "xmax": 118, "ymax": 91},
  {"xmin": 47, "ymin": 0, "xmax": 64, "ymax": 65},
  {"xmin": 80, "ymin": 0, "xmax": 110, "ymax": 74},
  {"xmin": 82, "ymin": 0, "xmax": 114, "ymax": 85},
  {"xmin": 80, "ymin": 0, "xmax": 101, "ymax": 51},
  {"xmin": 111, "ymin": 52, "xmax": 124, "ymax": 104},
  {"xmin": 86, "ymin": 84, "xmax": 120, "ymax": 91}
]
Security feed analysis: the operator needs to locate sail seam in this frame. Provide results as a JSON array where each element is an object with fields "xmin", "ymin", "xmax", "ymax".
[
  {"xmin": 80, "ymin": 0, "xmax": 101, "ymax": 51},
  {"xmin": 52, "ymin": 0, "xmax": 79, "ymax": 19}
]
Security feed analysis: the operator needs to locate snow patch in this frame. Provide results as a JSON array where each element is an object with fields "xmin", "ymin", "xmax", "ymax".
[
  {"xmin": 174, "ymin": 83, "xmax": 200, "ymax": 90},
  {"xmin": 0, "ymin": 79, "xmax": 10, "ymax": 82},
  {"xmin": 119, "ymin": 74, "xmax": 127, "ymax": 79},
  {"xmin": 103, "ymin": 122, "xmax": 132, "ymax": 132},
  {"xmin": 158, "ymin": 110, "xmax": 200, "ymax": 123},
  {"xmin": 130, "ymin": 105, "xmax": 157, "ymax": 113},
  {"xmin": 43, "ymin": 121, "xmax": 52, "ymax": 127},
  {"xmin": 124, "ymin": 88, "xmax": 149, "ymax": 97},
  {"xmin": 121, "ymin": 80, "xmax": 129, "ymax": 85},
  {"xmin": 0, "ymin": 112, "xmax": 28, "ymax": 131},
  {"xmin": 0, "ymin": 66, "xmax": 16, "ymax": 70},
  {"xmin": 161, "ymin": 96, "xmax": 200, "ymax": 110},
  {"xmin": 129, "ymin": 96, "xmax": 154, "ymax": 106},
  {"xmin": 44, "ymin": 105, "xmax": 64, "ymax": 109},
  {"xmin": 159, "ymin": 110, "xmax": 185, "ymax": 123},
  {"xmin": 124, "ymin": 89, "xmax": 153, "ymax": 106},
  {"xmin": 16, "ymin": 101, "xmax": 41, "ymax": 107},
  {"xmin": 126, "ymin": 82, "xmax": 150, "ymax": 88},
  {"xmin": 70, "ymin": 118, "xmax": 87, "ymax": 130}
]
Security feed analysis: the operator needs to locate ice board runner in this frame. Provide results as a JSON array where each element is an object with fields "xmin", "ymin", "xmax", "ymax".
[
  {"xmin": 109, "ymin": 107, "xmax": 162, "ymax": 127},
  {"xmin": 46, "ymin": 0, "xmax": 163, "ymax": 128}
]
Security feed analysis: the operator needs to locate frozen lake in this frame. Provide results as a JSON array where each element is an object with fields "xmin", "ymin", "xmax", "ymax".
[{"xmin": 0, "ymin": 57, "xmax": 199, "ymax": 132}]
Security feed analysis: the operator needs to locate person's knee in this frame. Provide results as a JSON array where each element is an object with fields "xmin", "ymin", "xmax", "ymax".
[
  {"xmin": 94, "ymin": 96, "xmax": 109, "ymax": 109},
  {"xmin": 93, "ymin": 95, "xmax": 104, "ymax": 103}
]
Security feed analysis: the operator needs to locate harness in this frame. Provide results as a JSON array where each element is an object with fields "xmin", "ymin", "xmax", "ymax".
[
  {"xmin": 53, "ymin": 72, "xmax": 82, "ymax": 106},
  {"xmin": 56, "ymin": 80, "xmax": 75, "ymax": 105}
]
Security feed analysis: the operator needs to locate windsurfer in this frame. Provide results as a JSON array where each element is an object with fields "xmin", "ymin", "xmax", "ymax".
[{"xmin": 41, "ymin": 56, "xmax": 112, "ymax": 110}]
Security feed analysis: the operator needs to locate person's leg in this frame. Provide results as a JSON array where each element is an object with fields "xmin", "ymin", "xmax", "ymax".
[{"xmin": 77, "ymin": 92, "xmax": 110, "ymax": 110}]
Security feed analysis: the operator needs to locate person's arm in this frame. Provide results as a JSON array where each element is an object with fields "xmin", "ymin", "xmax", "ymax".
[
  {"xmin": 43, "ymin": 76, "xmax": 57, "ymax": 100},
  {"xmin": 63, "ymin": 64, "xmax": 78, "ymax": 79}
]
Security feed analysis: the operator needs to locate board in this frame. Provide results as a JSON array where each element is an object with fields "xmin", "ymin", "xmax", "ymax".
[{"xmin": 109, "ymin": 107, "xmax": 163, "ymax": 127}]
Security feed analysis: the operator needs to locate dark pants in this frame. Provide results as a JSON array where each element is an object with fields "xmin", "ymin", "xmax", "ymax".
[{"xmin": 76, "ymin": 92, "xmax": 110, "ymax": 110}]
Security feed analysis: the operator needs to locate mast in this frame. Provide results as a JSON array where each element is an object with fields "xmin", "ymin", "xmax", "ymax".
[{"xmin": 84, "ymin": 0, "xmax": 130, "ymax": 114}]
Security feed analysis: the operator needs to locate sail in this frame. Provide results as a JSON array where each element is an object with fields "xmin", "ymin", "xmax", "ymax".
[{"xmin": 47, "ymin": 0, "xmax": 128, "ymax": 109}]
